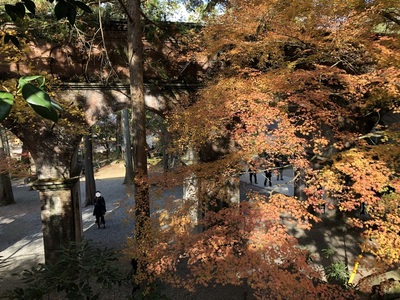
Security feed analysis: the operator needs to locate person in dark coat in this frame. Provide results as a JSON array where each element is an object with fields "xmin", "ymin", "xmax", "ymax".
[
  {"xmin": 275, "ymin": 160, "xmax": 284, "ymax": 180},
  {"xmin": 264, "ymin": 170, "xmax": 272, "ymax": 187},
  {"xmin": 249, "ymin": 161, "xmax": 258, "ymax": 184},
  {"xmin": 93, "ymin": 191, "xmax": 106, "ymax": 228}
]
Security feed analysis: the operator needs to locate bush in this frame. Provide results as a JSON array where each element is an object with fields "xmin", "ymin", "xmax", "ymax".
[
  {"xmin": 322, "ymin": 248, "xmax": 350, "ymax": 286},
  {"xmin": 1, "ymin": 241, "xmax": 131, "ymax": 300}
]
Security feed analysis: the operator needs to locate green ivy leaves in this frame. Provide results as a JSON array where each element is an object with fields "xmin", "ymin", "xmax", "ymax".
[
  {"xmin": 3, "ymin": 0, "xmax": 92, "ymax": 46},
  {"xmin": 4, "ymin": 0, "xmax": 35, "ymax": 21},
  {"xmin": 18, "ymin": 76, "xmax": 63, "ymax": 122},
  {"xmin": 54, "ymin": 0, "xmax": 92, "ymax": 25},
  {"xmin": 0, "ymin": 92, "xmax": 14, "ymax": 123},
  {"xmin": 0, "ymin": 76, "xmax": 63, "ymax": 123},
  {"xmin": 3, "ymin": 0, "xmax": 92, "ymax": 29}
]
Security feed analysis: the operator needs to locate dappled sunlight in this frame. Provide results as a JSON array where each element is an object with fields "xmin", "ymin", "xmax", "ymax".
[
  {"xmin": 92, "ymin": 160, "xmax": 126, "ymax": 179},
  {"xmin": 1, "ymin": 233, "xmax": 43, "ymax": 260},
  {"xmin": 0, "ymin": 232, "xmax": 45, "ymax": 290},
  {"xmin": 0, "ymin": 216, "xmax": 19, "ymax": 224}
]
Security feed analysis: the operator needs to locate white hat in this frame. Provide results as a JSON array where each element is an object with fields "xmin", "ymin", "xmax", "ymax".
[{"xmin": 95, "ymin": 192, "xmax": 101, "ymax": 197}]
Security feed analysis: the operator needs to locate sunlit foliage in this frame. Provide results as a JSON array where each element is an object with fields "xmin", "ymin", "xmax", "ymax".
[{"xmin": 126, "ymin": 0, "xmax": 400, "ymax": 298}]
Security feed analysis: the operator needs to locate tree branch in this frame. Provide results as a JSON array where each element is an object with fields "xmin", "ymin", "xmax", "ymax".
[
  {"xmin": 115, "ymin": 0, "xmax": 133, "ymax": 23},
  {"xmin": 381, "ymin": 11, "xmax": 400, "ymax": 26}
]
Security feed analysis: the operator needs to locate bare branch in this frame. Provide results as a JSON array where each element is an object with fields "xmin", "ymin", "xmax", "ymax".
[{"xmin": 381, "ymin": 11, "xmax": 400, "ymax": 26}]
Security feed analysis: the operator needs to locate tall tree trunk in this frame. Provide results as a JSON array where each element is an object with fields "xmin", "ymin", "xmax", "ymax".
[
  {"xmin": 184, "ymin": 143, "xmax": 241, "ymax": 232},
  {"xmin": 122, "ymin": 109, "xmax": 134, "ymax": 185},
  {"xmin": 0, "ymin": 130, "xmax": 14, "ymax": 206},
  {"xmin": 21, "ymin": 143, "xmax": 34, "ymax": 175},
  {"xmin": 198, "ymin": 139, "xmax": 241, "ymax": 211},
  {"xmin": 127, "ymin": 0, "xmax": 150, "ymax": 241},
  {"xmin": 0, "ymin": 126, "xmax": 10, "ymax": 155},
  {"xmin": 0, "ymin": 171, "xmax": 14, "ymax": 206},
  {"xmin": 84, "ymin": 133, "xmax": 96, "ymax": 206},
  {"xmin": 161, "ymin": 123, "xmax": 169, "ymax": 171},
  {"xmin": 116, "ymin": 112, "xmax": 122, "ymax": 159}
]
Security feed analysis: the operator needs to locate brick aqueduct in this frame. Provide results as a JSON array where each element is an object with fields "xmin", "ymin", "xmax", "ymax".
[{"xmin": 1, "ymin": 20, "xmax": 207, "ymax": 124}]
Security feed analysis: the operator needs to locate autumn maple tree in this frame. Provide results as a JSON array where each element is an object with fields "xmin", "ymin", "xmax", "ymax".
[{"xmin": 124, "ymin": 0, "xmax": 400, "ymax": 298}]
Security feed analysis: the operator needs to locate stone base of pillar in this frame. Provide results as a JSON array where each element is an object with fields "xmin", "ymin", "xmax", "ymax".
[{"xmin": 32, "ymin": 178, "xmax": 82, "ymax": 264}]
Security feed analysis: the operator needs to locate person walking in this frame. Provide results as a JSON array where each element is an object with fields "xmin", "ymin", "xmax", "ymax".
[
  {"xmin": 249, "ymin": 161, "xmax": 258, "ymax": 184},
  {"xmin": 93, "ymin": 191, "xmax": 106, "ymax": 228},
  {"xmin": 264, "ymin": 170, "xmax": 272, "ymax": 187},
  {"xmin": 275, "ymin": 160, "xmax": 284, "ymax": 180}
]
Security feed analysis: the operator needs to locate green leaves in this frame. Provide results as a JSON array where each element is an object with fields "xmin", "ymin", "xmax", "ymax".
[
  {"xmin": 3, "ymin": 33, "xmax": 20, "ymax": 48},
  {"xmin": 54, "ymin": 0, "xmax": 92, "ymax": 25},
  {"xmin": 17, "ymin": 76, "xmax": 63, "ymax": 122},
  {"xmin": 22, "ymin": 0, "xmax": 36, "ymax": 15},
  {"xmin": 4, "ymin": 0, "xmax": 35, "ymax": 21},
  {"xmin": 1, "ymin": 241, "xmax": 128, "ymax": 299},
  {"xmin": 1, "ymin": 76, "xmax": 63, "ymax": 124},
  {"xmin": 5, "ymin": 4, "xmax": 18, "ymax": 21},
  {"xmin": 74, "ymin": 1, "xmax": 92, "ymax": 14},
  {"xmin": 14, "ymin": 2, "xmax": 26, "ymax": 18},
  {"xmin": 0, "ymin": 92, "xmax": 14, "ymax": 123},
  {"xmin": 3, "ymin": 0, "xmax": 91, "ymax": 27},
  {"xmin": 3, "ymin": 0, "xmax": 34, "ymax": 47}
]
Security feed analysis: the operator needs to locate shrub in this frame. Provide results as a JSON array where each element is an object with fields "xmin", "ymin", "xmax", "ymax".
[{"xmin": 1, "ymin": 241, "xmax": 131, "ymax": 300}]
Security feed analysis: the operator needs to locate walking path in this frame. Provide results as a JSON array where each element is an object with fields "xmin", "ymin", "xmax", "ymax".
[
  {"xmin": 0, "ymin": 161, "xmax": 136, "ymax": 292},
  {"xmin": 240, "ymin": 165, "xmax": 295, "ymax": 197}
]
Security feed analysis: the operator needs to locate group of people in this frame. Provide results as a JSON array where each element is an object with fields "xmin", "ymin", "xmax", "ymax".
[{"xmin": 249, "ymin": 160, "xmax": 284, "ymax": 187}]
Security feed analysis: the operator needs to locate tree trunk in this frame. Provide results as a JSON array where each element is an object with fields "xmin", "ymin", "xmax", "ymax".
[
  {"xmin": 183, "ymin": 145, "xmax": 241, "ymax": 232},
  {"xmin": 0, "ymin": 126, "xmax": 10, "ymax": 155},
  {"xmin": 127, "ymin": 0, "xmax": 150, "ymax": 240},
  {"xmin": 21, "ymin": 143, "xmax": 34, "ymax": 175},
  {"xmin": 198, "ymin": 139, "xmax": 241, "ymax": 211},
  {"xmin": 84, "ymin": 133, "xmax": 96, "ymax": 206},
  {"xmin": 122, "ymin": 109, "xmax": 134, "ymax": 185},
  {"xmin": 161, "ymin": 123, "xmax": 169, "ymax": 171},
  {"xmin": 0, "ymin": 133, "xmax": 14, "ymax": 206},
  {"xmin": 0, "ymin": 172, "xmax": 14, "ymax": 206},
  {"xmin": 116, "ymin": 112, "xmax": 122, "ymax": 159}
]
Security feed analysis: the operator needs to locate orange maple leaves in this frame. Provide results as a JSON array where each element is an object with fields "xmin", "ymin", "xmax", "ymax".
[{"xmin": 126, "ymin": 0, "xmax": 400, "ymax": 297}]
